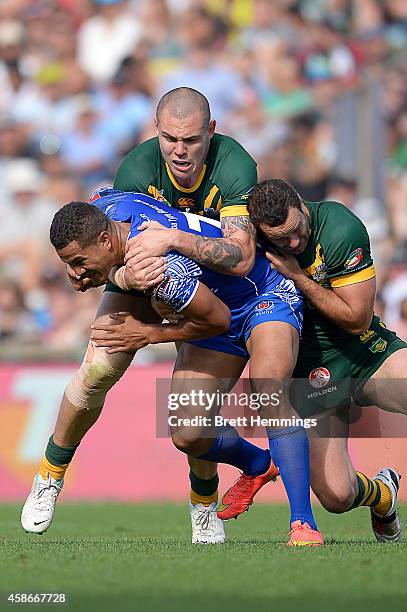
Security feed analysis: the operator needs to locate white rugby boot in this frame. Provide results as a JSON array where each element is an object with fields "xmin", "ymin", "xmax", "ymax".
[
  {"xmin": 189, "ymin": 502, "xmax": 226, "ymax": 544},
  {"xmin": 21, "ymin": 473, "xmax": 64, "ymax": 534},
  {"xmin": 371, "ymin": 468, "xmax": 402, "ymax": 543}
]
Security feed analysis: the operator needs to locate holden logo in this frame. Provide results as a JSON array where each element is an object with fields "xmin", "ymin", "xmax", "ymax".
[{"xmin": 309, "ymin": 367, "xmax": 331, "ymax": 388}]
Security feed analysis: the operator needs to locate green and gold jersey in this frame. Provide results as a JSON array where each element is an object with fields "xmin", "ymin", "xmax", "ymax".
[
  {"xmin": 113, "ymin": 134, "xmax": 257, "ymax": 220},
  {"xmin": 297, "ymin": 200, "xmax": 376, "ymax": 349}
]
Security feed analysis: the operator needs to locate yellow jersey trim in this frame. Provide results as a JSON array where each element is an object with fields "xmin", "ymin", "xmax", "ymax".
[
  {"xmin": 148, "ymin": 185, "xmax": 169, "ymax": 203},
  {"xmin": 330, "ymin": 265, "xmax": 376, "ymax": 288},
  {"xmin": 220, "ymin": 204, "xmax": 249, "ymax": 218},
  {"xmin": 304, "ymin": 243, "xmax": 324, "ymax": 279},
  {"xmin": 165, "ymin": 163, "xmax": 207, "ymax": 193},
  {"xmin": 204, "ymin": 185, "xmax": 219, "ymax": 209}
]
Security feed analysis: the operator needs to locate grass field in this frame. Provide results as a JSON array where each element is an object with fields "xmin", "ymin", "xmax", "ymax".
[{"xmin": 1, "ymin": 502, "xmax": 406, "ymax": 612}]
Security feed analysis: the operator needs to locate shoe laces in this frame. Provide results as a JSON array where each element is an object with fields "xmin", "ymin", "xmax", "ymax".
[
  {"xmin": 194, "ymin": 505, "xmax": 216, "ymax": 531},
  {"xmin": 34, "ymin": 475, "xmax": 62, "ymax": 511}
]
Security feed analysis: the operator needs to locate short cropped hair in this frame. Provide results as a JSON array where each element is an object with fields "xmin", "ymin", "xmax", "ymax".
[
  {"xmin": 247, "ymin": 179, "xmax": 302, "ymax": 228},
  {"xmin": 50, "ymin": 202, "xmax": 109, "ymax": 250},
  {"xmin": 156, "ymin": 87, "xmax": 210, "ymax": 126}
]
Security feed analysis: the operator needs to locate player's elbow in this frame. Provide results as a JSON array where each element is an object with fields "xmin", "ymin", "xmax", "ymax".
[
  {"xmin": 233, "ymin": 259, "xmax": 254, "ymax": 276},
  {"xmin": 230, "ymin": 247, "xmax": 256, "ymax": 276},
  {"xmin": 345, "ymin": 313, "xmax": 373, "ymax": 335}
]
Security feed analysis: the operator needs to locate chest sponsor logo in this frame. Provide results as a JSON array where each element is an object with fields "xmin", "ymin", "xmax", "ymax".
[
  {"xmin": 345, "ymin": 248, "xmax": 363, "ymax": 270},
  {"xmin": 178, "ymin": 197, "xmax": 196, "ymax": 210},
  {"xmin": 359, "ymin": 330, "xmax": 376, "ymax": 343},
  {"xmin": 368, "ymin": 338, "xmax": 387, "ymax": 354},
  {"xmin": 309, "ymin": 367, "xmax": 331, "ymax": 388}
]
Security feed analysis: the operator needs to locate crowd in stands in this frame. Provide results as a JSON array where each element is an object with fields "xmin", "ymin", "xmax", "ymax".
[{"xmin": 0, "ymin": 0, "xmax": 406, "ymax": 359}]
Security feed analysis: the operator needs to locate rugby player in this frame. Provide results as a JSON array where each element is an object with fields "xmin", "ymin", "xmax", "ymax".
[
  {"xmin": 225, "ymin": 178, "xmax": 405, "ymax": 543},
  {"xmin": 117, "ymin": 87, "xmax": 321, "ymax": 545},
  {"xmin": 21, "ymin": 86, "xmax": 260, "ymax": 545},
  {"xmin": 21, "ymin": 190, "xmax": 323, "ymax": 547}
]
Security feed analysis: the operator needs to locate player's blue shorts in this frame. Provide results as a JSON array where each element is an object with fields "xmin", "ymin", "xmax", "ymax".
[{"xmin": 188, "ymin": 279, "xmax": 303, "ymax": 359}]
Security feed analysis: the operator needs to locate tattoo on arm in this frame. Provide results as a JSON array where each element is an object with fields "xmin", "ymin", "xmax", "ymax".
[
  {"xmin": 191, "ymin": 216, "xmax": 256, "ymax": 272},
  {"xmin": 194, "ymin": 237, "xmax": 243, "ymax": 271},
  {"xmin": 221, "ymin": 215, "xmax": 257, "ymax": 240}
]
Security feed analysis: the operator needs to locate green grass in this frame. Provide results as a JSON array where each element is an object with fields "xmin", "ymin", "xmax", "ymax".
[{"xmin": 1, "ymin": 503, "xmax": 406, "ymax": 612}]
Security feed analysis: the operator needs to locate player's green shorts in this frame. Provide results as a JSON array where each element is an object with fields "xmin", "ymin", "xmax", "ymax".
[
  {"xmin": 104, "ymin": 282, "xmax": 145, "ymax": 297},
  {"xmin": 291, "ymin": 316, "xmax": 407, "ymax": 417}
]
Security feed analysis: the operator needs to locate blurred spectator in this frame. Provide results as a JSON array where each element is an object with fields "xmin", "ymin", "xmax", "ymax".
[
  {"xmin": 11, "ymin": 62, "xmax": 81, "ymax": 146},
  {"xmin": 135, "ymin": 0, "xmax": 183, "ymax": 78},
  {"xmin": 44, "ymin": 285, "xmax": 101, "ymax": 350},
  {"xmin": 0, "ymin": 0, "xmax": 405, "ymax": 356},
  {"xmin": 0, "ymin": 19, "xmax": 25, "ymax": 114},
  {"xmin": 0, "ymin": 158, "xmax": 56, "ymax": 292},
  {"xmin": 299, "ymin": 20, "xmax": 357, "ymax": 85},
  {"xmin": 288, "ymin": 113, "xmax": 335, "ymax": 200},
  {"xmin": 60, "ymin": 96, "xmax": 115, "ymax": 188},
  {"xmin": 326, "ymin": 175, "xmax": 392, "ymax": 270},
  {"xmin": 162, "ymin": 8, "xmax": 246, "ymax": 125},
  {"xmin": 0, "ymin": 279, "xmax": 40, "ymax": 343},
  {"xmin": 77, "ymin": 0, "xmax": 142, "ymax": 83},
  {"xmin": 0, "ymin": 116, "xmax": 33, "ymax": 159},
  {"xmin": 93, "ymin": 64, "xmax": 153, "ymax": 155},
  {"xmin": 382, "ymin": 242, "xmax": 407, "ymax": 339},
  {"xmin": 263, "ymin": 55, "xmax": 314, "ymax": 118},
  {"xmin": 224, "ymin": 98, "xmax": 288, "ymax": 160}
]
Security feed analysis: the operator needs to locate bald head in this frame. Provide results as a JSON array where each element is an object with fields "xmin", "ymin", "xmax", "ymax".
[{"xmin": 156, "ymin": 87, "xmax": 211, "ymax": 126}]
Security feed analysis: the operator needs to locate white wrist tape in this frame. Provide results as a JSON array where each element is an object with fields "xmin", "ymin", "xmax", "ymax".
[{"xmin": 112, "ymin": 266, "xmax": 130, "ymax": 291}]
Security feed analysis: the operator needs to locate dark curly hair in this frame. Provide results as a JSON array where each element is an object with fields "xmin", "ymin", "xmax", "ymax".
[
  {"xmin": 50, "ymin": 202, "xmax": 110, "ymax": 250},
  {"xmin": 247, "ymin": 179, "xmax": 302, "ymax": 229}
]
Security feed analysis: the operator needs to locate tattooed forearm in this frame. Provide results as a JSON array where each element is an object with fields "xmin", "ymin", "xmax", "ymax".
[
  {"xmin": 173, "ymin": 214, "xmax": 256, "ymax": 274},
  {"xmin": 193, "ymin": 237, "xmax": 243, "ymax": 271},
  {"xmin": 221, "ymin": 216, "xmax": 257, "ymax": 240}
]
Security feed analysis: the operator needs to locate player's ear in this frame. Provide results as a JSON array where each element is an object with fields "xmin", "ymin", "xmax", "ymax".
[
  {"xmin": 98, "ymin": 231, "xmax": 112, "ymax": 249},
  {"xmin": 154, "ymin": 115, "xmax": 159, "ymax": 135},
  {"xmin": 208, "ymin": 119, "xmax": 216, "ymax": 138}
]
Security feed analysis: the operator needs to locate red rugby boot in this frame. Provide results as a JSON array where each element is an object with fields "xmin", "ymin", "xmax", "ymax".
[{"xmin": 217, "ymin": 462, "xmax": 279, "ymax": 520}]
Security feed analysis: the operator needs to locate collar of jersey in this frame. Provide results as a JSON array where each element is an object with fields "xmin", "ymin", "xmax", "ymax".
[{"xmin": 165, "ymin": 163, "xmax": 207, "ymax": 193}]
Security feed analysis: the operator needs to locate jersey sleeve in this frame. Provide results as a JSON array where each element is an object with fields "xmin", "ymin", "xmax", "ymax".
[
  {"xmin": 217, "ymin": 140, "xmax": 257, "ymax": 220},
  {"xmin": 322, "ymin": 204, "xmax": 375, "ymax": 288},
  {"xmin": 152, "ymin": 252, "xmax": 202, "ymax": 313}
]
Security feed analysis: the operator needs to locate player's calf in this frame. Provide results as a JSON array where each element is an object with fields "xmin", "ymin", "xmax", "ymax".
[{"xmin": 315, "ymin": 485, "xmax": 357, "ymax": 514}]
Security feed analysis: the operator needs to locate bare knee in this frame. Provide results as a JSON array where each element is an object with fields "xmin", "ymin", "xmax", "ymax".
[
  {"xmin": 65, "ymin": 344, "xmax": 133, "ymax": 410},
  {"xmin": 171, "ymin": 431, "xmax": 213, "ymax": 457}
]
